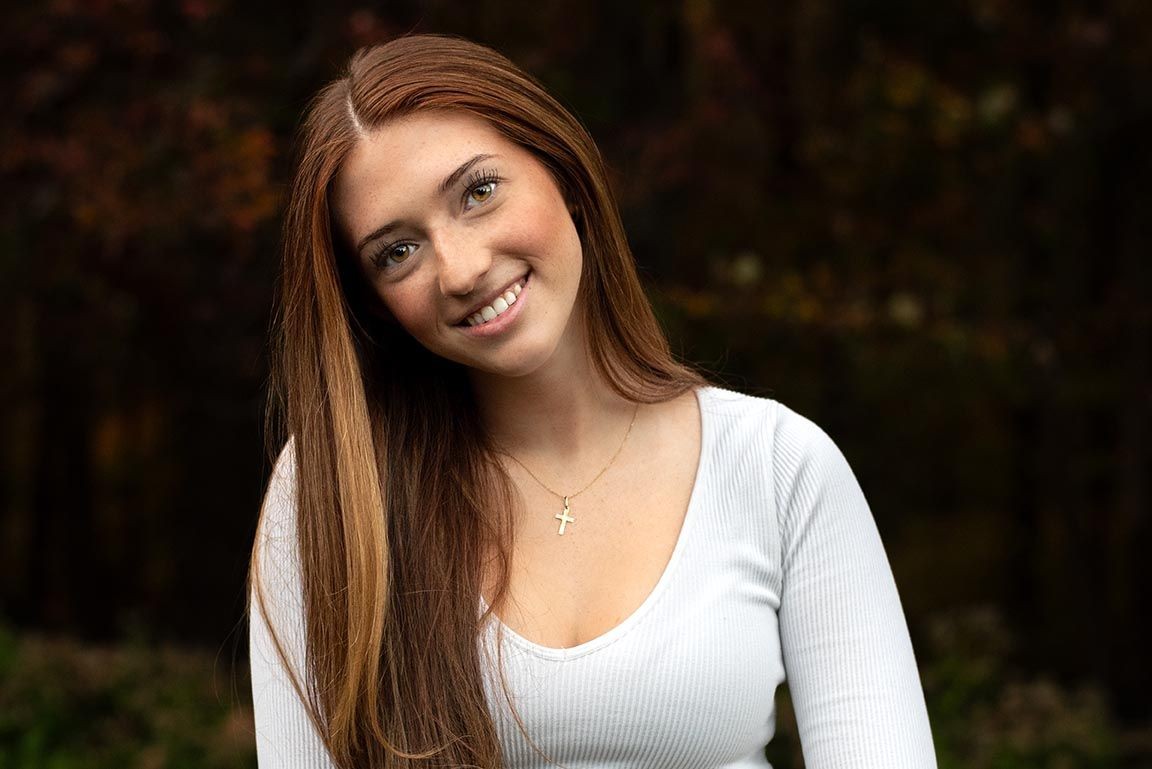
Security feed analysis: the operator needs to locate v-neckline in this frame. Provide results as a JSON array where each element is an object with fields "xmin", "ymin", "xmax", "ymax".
[{"xmin": 478, "ymin": 385, "xmax": 713, "ymax": 660}]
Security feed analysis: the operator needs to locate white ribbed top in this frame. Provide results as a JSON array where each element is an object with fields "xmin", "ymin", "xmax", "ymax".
[{"xmin": 250, "ymin": 385, "xmax": 938, "ymax": 768}]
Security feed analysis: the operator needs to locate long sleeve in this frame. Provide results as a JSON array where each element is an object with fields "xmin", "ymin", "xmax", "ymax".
[
  {"xmin": 772, "ymin": 404, "xmax": 938, "ymax": 767},
  {"xmin": 249, "ymin": 437, "xmax": 340, "ymax": 768}
]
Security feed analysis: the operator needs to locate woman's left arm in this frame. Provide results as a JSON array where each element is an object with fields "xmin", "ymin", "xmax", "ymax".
[{"xmin": 773, "ymin": 403, "xmax": 938, "ymax": 767}]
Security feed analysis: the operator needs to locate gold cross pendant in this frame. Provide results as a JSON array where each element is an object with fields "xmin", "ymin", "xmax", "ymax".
[{"xmin": 554, "ymin": 495, "xmax": 575, "ymax": 535}]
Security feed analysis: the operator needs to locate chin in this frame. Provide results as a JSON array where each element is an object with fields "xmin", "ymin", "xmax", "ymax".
[
  {"xmin": 465, "ymin": 353, "xmax": 549, "ymax": 379},
  {"xmin": 464, "ymin": 337, "xmax": 564, "ymax": 379}
]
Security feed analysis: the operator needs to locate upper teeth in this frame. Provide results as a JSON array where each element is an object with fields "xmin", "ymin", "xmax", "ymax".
[{"xmin": 465, "ymin": 279, "xmax": 525, "ymax": 326}]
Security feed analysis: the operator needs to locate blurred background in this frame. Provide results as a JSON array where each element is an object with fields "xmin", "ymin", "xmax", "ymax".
[{"xmin": 1, "ymin": 0, "xmax": 1149, "ymax": 766}]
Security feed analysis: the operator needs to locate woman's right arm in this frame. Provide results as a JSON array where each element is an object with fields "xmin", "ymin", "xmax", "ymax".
[{"xmin": 249, "ymin": 437, "xmax": 340, "ymax": 768}]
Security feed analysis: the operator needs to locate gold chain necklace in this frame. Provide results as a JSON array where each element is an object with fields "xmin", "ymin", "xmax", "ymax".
[{"xmin": 496, "ymin": 403, "xmax": 640, "ymax": 535}]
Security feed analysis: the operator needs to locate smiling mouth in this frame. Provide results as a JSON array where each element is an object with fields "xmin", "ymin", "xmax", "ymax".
[{"xmin": 454, "ymin": 271, "xmax": 530, "ymax": 327}]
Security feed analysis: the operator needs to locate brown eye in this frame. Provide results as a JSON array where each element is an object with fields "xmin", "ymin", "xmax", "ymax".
[
  {"xmin": 469, "ymin": 182, "xmax": 495, "ymax": 204},
  {"xmin": 373, "ymin": 242, "xmax": 416, "ymax": 271},
  {"xmin": 462, "ymin": 169, "xmax": 502, "ymax": 211}
]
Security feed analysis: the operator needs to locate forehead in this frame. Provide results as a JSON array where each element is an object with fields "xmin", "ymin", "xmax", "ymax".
[{"xmin": 335, "ymin": 111, "xmax": 513, "ymax": 201}]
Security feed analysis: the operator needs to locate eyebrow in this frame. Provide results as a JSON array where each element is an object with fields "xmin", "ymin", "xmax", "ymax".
[
  {"xmin": 354, "ymin": 152, "xmax": 496, "ymax": 254},
  {"xmin": 439, "ymin": 152, "xmax": 494, "ymax": 194}
]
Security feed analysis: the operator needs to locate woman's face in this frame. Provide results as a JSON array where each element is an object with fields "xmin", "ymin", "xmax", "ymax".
[{"xmin": 331, "ymin": 110, "xmax": 584, "ymax": 378}]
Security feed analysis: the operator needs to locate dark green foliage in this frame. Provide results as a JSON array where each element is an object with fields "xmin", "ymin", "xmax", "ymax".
[{"xmin": 0, "ymin": 623, "xmax": 255, "ymax": 769}]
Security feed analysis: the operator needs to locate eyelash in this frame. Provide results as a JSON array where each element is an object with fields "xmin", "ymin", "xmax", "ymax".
[
  {"xmin": 463, "ymin": 167, "xmax": 502, "ymax": 200},
  {"xmin": 370, "ymin": 168, "xmax": 504, "ymax": 272}
]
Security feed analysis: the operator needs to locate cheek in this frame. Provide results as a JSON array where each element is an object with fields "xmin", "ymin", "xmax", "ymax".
[
  {"xmin": 380, "ymin": 284, "xmax": 437, "ymax": 336},
  {"xmin": 501, "ymin": 194, "xmax": 579, "ymax": 260}
]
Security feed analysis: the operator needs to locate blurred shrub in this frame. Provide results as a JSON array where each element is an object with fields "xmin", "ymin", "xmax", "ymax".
[
  {"xmin": 923, "ymin": 604, "xmax": 1127, "ymax": 769},
  {"xmin": 0, "ymin": 622, "xmax": 254, "ymax": 769},
  {"xmin": 765, "ymin": 604, "xmax": 1144, "ymax": 768}
]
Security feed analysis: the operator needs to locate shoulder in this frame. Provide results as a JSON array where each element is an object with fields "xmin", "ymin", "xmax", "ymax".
[
  {"xmin": 264, "ymin": 436, "xmax": 298, "ymax": 516},
  {"xmin": 255, "ymin": 436, "xmax": 300, "ymax": 570},
  {"xmin": 697, "ymin": 384, "xmax": 834, "ymax": 457},
  {"xmin": 693, "ymin": 385, "xmax": 859, "ymax": 581},
  {"xmin": 697, "ymin": 384, "xmax": 857, "ymax": 507},
  {"xmin": 269, "ymin": 436, "xmax": 297, "ymax": 497},
  {"xmin": 695, "ymin": 383, "xmax": 776, "ymax": 444}
]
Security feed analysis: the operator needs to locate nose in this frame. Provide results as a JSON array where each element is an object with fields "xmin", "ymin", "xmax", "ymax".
[{"xmin": 430, "ymin": 226, "xmax": 492, "ymax": 298}]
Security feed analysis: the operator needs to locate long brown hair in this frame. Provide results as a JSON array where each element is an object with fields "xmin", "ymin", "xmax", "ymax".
[{"xmin": 248, "ymin": 33, "xmax": 711, "ymax": 768}]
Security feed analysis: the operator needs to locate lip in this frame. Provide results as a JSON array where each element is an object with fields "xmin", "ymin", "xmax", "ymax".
[
  {"xmin": 455, "ymin": 271, "xmax": 530, "ymax": 337},
  {"xmin": 453, "ymin": 270, "xmax": 530, "ymax": 326}
]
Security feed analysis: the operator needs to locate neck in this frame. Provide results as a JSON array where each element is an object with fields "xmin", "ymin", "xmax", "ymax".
[{"xmin": 466, "ymin": 324, "xmax": 638, "ymax": 473}]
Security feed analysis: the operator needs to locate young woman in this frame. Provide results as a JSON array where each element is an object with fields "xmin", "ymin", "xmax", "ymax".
[{"xmin": 248, "ymin": 33, "xmax": 937, "ymax": 769}]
